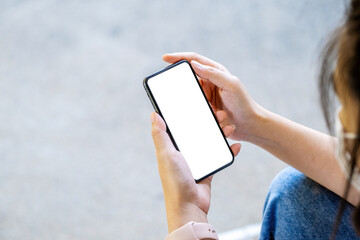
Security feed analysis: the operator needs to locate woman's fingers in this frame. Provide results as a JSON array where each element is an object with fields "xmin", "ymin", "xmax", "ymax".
[
  {"xmin": 191, "ymin": 60, "xmax": 234, "ymax": 89},
  {"xmin": 222, "ymin": 124, "xmax": 236, "ymax": 138},
  {"xmin": 216, "ymin": 110, "xmax": 227, "ymax": 124},
  {"xmin": 231, "ymin": 143, "xmax": 241, "ymax": 157},
  {"xmin": 201, "ymin": 77, "xmax": 220, "ymax": 108},
  {"xmin": 163, "ymin": 52, "xmax": 227, "ymax": 71}
]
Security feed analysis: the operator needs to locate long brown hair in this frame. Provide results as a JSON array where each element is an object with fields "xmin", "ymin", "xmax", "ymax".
[{"xmin": 319, "ymin": 0, "xmax": 360, "ymax": 238}]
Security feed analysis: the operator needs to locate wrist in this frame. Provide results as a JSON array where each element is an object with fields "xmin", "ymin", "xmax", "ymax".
[
  {"xmin": 241, "ymin": 103, "xmax": 272, "ymax": 144},
  {"xmin": 166, "ymin": 203, "xmax": 208, "ymax": 233}
]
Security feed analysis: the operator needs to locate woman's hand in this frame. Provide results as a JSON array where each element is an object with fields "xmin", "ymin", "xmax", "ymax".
[
  {"xmin": 151, "ymin": 112, "xmax": 241, "ymax": 233},
  {"xmin": 163, "ymin": 52, "xmax": 264, "ymax": 141}
]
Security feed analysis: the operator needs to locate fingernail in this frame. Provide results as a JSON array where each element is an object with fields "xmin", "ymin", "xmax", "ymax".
[
  {"xmin": 191, "ymin": 60, "xmax": 203, "ymax": 70},
  {"xmin": 231, "ymin": 124, "xmax": 236, "ymax": 130},
  {"xmin": 166, "ymin": 52, "xmax": 176, "ymax": 56},
  {"xmin": 151, "ymin": 112, "xmax": 156, "ymax": 123}
]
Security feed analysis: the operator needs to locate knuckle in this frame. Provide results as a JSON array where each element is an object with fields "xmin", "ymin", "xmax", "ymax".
[
  {"xmin": 231, "ymin": 75, "xmax": 240, "ymax": 82},
  {"xmin": 224, "ymin": 75, "xmax": 239, "ymax": 89},
  {"xmin": 189, "ymin": 52, "xmax": 199, "ymax": 59},
  {"xmin": 217, "ymin": 63, "xmax": 226, "ymax": 70},
  {"xmin": 206, "ymin": 66, "xmax": 216, "ymax": 74},
  {"xmin": 151, "ymin": 125, "xmax": 161, "ymax": 138}
]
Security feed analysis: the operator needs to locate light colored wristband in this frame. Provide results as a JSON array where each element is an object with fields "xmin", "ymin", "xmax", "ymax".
[{"xmin": 165, "ymin": 221, "xmax": 219, "ymax": 240}]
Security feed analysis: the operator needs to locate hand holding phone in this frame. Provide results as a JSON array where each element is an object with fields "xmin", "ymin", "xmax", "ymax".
[
  {"xmin": 163, "ymin": 52, "xmax": 260, "ymax": 143},
  {"xmin": 150, "ymin": 112, "xmax": 211, "ymax": 232},
  {"xmin": 147, "ymin": 57, "xmax": 242, "ymax": 232},
  {"xmin": 150, "ymin": 106, "xmax": 240, "ymax": 233},
  {"xmin": 144, "ymin": 60, "xmax": 238, "ymax": 181}
]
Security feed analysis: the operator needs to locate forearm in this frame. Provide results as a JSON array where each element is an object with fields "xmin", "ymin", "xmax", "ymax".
[{"xmin": 245, "ymin": 106, "xmax": 360, "ymax": 205}]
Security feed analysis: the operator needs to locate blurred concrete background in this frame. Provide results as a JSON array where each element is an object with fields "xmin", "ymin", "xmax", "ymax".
[{"xmin": 0, "ymin": 0, "xmax": 346, "ymax": 239}]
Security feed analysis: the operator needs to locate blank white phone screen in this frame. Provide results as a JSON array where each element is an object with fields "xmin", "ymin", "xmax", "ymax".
[{"xmin": 147, "ymin": 61, "xmax": 233, "ymax": 180}]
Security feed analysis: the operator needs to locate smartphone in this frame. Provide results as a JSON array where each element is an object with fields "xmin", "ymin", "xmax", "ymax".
[{"xmin": 143, "ymin": 60, "xmax": 234, "ymax": 182}]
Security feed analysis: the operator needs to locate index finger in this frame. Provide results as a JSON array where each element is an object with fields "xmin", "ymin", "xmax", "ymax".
[{"xmin": 163, "ymin": 52, "xmax": 228, "ymax": 72}]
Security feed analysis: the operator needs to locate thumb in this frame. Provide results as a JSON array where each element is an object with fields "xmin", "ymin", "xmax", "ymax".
[{"xmin": 151, "ymin": 112, "xmax": 175, "ymax": 153}]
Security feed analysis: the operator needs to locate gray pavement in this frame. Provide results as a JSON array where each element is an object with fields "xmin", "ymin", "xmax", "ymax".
[{"xmin": 0, "ymin": 1, "xmax": 345, "ymax": 239}]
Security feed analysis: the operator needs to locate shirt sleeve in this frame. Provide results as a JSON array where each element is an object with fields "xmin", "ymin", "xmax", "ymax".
[{"xmin": 165, "ymin": 222, "xmax": 219, "ymax": 240}]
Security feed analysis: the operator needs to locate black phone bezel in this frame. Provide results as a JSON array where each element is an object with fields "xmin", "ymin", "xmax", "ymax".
[{"xmin": 143, "ymin": 60, "xmax": 234, "ymax": 182}]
